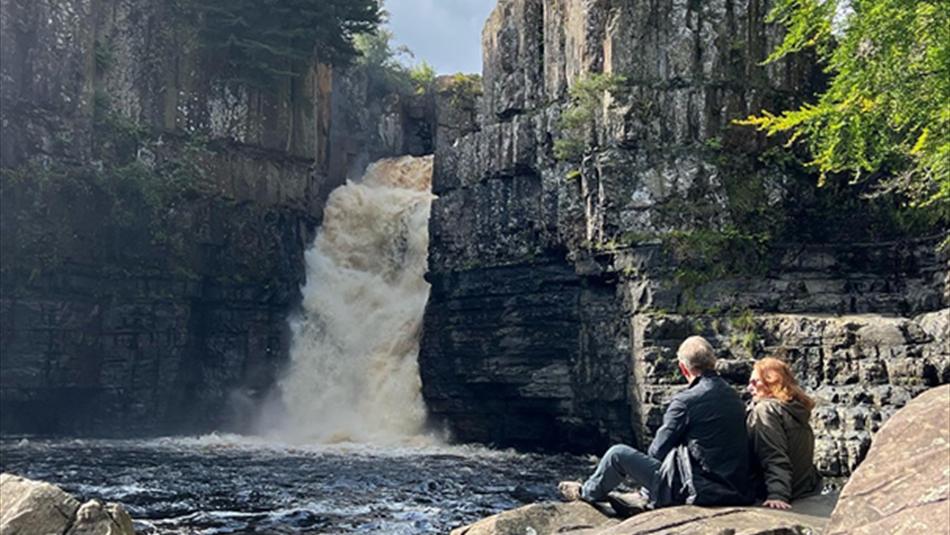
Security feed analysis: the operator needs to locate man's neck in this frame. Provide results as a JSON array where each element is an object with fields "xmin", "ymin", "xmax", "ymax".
[{"xmin": 686, "ymin": 369, "xmax": 711, "ymax": 385}]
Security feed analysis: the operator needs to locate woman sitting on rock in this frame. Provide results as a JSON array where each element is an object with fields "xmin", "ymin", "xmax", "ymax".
[{"xmin": 747, "ymin": 357, "xmax": 823, "ymax": 509}]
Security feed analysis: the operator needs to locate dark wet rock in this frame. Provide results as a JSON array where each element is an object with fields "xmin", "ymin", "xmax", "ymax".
[
  {"xmin": 825, "ymin": 384, "xmax": 950, "ymax": 535},
  {"xmin": 0, "ymin": 0, "xmax": 478, "ymax": 437}
]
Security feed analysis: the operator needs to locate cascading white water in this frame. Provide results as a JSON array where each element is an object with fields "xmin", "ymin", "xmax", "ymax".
[{"xmin": 277, "ymin": 155, "xmax": 435, "ymax": 444}]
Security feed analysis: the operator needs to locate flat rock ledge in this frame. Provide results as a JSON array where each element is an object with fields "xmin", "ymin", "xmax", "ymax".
[
  {"xmin": 452, "ymin": 493, "xmax": 836, "ymax": 535},
  {"xmin": 0, "ymin": 473, "xmax": 135, "ymax": 535}
]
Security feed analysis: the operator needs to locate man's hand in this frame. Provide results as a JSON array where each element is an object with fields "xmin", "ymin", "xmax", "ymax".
[{"xmin": 762, "ymin": 499, "xmax": 792, "ymax": 510}]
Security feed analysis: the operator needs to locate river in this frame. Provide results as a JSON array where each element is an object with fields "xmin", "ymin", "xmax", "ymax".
[{"xmin": 0, "ymin": 435, "xmax": 591, "ymax": 534}]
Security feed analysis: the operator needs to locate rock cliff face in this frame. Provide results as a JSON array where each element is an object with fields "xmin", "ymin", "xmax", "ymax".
[
  {"xmin": 420, "ymin": 0, "xmax": 950, "ymax": 475},
  {"xmin": 0, "ymin": 0, "xmax": 462, "ymax": 436}
]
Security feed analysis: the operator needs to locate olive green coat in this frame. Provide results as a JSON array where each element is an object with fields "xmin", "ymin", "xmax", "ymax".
[{"xmin": 747, "ymin": 398, "xmax": 822, "ymax": 503}]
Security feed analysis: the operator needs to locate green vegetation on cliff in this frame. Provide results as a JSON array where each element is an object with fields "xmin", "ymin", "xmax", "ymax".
[
  {"xmin": 195, "ymin": 0, "xmax": 380, "ymax": 88},
  {"xmin": 741, "ymin": 0, "xmax": 949, "ymax": 215},
  {"xmin": 554, "ymin": 73, "xmax": 628, "ymax": 161},
  {"xmin": 352, "ymin": 26, "xmax": 456, "ymax": 99}
]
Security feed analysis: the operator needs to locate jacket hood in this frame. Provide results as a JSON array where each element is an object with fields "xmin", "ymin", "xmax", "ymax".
[{"xmin": 780, "ymin": 398, "xmax": 812, "ymax": 425}]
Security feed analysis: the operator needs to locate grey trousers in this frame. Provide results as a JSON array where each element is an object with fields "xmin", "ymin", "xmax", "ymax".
[{"xmin": 581, "ymin": 444, "xmax": 662, "ymax": 502}]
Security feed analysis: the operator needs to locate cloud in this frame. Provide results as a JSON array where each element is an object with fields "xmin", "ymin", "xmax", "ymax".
[{"xmin": 384, "ymin": 0, "xmax": 497, "ymax": 74}]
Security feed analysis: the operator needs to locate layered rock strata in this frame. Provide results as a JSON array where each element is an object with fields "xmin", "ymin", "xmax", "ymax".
[
  {"xmin": 420, "ymin": 0, "xmax": 950, "ymax": 476},
  {"xmin": 0, "ymin": 0, "xmax": 473, "ymax": 435}
]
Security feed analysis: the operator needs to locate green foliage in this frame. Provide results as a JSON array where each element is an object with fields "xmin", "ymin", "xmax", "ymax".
[
  {"xmin": 666, "ymin": 228, "xmax": 772, "ymax": 290},
  {"xmin": 449, "ymin": 73, "xmax": 483, "ymax": 99},
  {"xmin": 353, "ymin": 26, "xmax": 414, "ymax": 97},
  {"xmin": 94, "ymin": 39, "xmax": 115, "ymax": 72},
  {"xmin": 732, "ymin": 308, "xmax": 757, "ymax": 333},
  {"xmin": 721, "ymin": 309, "xmax": 758, "ymax": 355},
  {"xmin": 554, "ymin": 73, "xmax": 628, "ymax": 161},
  {"xmin": 1, "ymin": 101, "xmax": 211, "ymax": 278},
  {"xmin": 409, "ymin": 61, "xmax": 436, "ymax": 94},
  {"xmin": 352, "ymin": 26, "xmax": 442, "ymax": 99},
  {"xmin": 738, "ymin": 0, "xmax": 950, "ymax": 213},
  {"xmin": 194, "ymin": 0, "xmax": 380, "ymax": 90}
]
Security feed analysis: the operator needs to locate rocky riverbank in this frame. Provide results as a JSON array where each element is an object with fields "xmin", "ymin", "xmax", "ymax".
[
  {"xmin": 451, "ymin": 385, "xmax": 950, "ymax": 535},
  {"xmin": 419, "ymin": 0, "xmax": 950, "ymax": 478}
]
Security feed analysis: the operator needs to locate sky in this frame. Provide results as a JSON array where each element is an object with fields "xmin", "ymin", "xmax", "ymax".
[{"xmin": 383, "ymin": 0, "xmax": 499, "ymax": 75}]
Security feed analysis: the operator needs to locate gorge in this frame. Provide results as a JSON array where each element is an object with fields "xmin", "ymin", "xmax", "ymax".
[{"xmin": 1, "ymin": 0, "xmax": 948, "ymax": 498}]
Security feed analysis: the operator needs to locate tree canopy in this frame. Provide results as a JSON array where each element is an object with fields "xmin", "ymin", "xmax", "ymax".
[
  {"xmin": 740, "ymin": 0, "xmax": 949, "ymax": 212},
  {"xmin": 197, "ymin": 0, "xmax": 381, "ymax": 89}
]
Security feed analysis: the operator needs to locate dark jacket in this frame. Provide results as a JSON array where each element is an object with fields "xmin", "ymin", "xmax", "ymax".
[
  {"xmin": 647, "ymin": 370, "xmax": 755, "ymax": 508},
  {"xmin": 747, "ymin": 398, "xmax": 823, "ymax": 503}
]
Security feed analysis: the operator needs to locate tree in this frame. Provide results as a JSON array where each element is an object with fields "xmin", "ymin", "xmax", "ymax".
[
  {"xmin": 740, "ymin": 0, "xmax": 949, "ymax": 212},
  {"xmin": 197, "ymin": 0, "xmax": 381, "ymax": 89},
  {"xmin": 353, "ymin": 27, "xmax": 414, "ymax": 97}
]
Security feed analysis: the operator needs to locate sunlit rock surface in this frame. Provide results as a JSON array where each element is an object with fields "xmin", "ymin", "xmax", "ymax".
[
  {"xmin": 451, "ymin": 502, "xmax": 616, "ymax": 535},
  {"xmin": 826, "ymin": 384, "xmax": 950, "ymax": 535},
  {"xmin": 0, "ymin": 473, "xmax": 134, "ymax": 535},
  {"xmin": 453, "ymin": 492, "xmax": 838, "ymax": 535},
  {"xmin": 421, "ymin": 0, "xmax": 950, "ymax": 475}
]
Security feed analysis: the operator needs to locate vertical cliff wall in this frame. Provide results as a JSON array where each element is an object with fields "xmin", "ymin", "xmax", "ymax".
[
  {"xmin": 0, "ymin": 0, "xmax": 461, "ymax": 436},
  {"xmin": 420, "ymin": 0, "xmax": 949, "ymax": 474}
]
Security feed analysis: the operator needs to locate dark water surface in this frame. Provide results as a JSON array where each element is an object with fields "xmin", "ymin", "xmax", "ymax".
[{"xmin": 0, "ymin": 435, "xmax": 593, "ymax": 534}]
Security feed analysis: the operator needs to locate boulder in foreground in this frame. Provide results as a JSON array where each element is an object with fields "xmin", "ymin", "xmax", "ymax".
[
  {"xmin": 0, "ymin": 473, "xmax": 135, "ymax": 535},
  {"xmin": 451, "ymin": 501, "xmax": 617, "ymax": 535},
  {"xmin": 452, "ymin": 492, "xmax": 836, "ymax": 535},
  {"xmin": 825, "ymin": 384, "xmax": 950, "ymax": 535}
]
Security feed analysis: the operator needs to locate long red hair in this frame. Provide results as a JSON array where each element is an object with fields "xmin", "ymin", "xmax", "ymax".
[{"xmin": 754, "ymin": 357, "xmax": 815, "ymax": 410}]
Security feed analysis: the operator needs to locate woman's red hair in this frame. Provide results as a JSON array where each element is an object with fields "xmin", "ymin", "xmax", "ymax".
[{"xmin": 754, "ymin": 356, "xmax": 815, "ymax": 410}]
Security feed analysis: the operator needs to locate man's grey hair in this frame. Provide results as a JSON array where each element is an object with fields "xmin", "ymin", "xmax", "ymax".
[{"xmin": 677, "ymin": 336, "xmax": 717, "ymax": 373}]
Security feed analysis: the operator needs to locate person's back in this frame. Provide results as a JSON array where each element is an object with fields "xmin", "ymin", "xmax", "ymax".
[
  {"xmin": 649, "ymin": 369, "xmax": 754, "ymax": 507},
  {"xmin": 746, "ymin": 356, "xmax": 823, "ymax": 509},
  {"xmin": 559, "ymin": 336, "xmax": 753, "ymax": 511},
  {"xmin": 748, "ymin": 397, "xmax": 822, "ymax": 503}
]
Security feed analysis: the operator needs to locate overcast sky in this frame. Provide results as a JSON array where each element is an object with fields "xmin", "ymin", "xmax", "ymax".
[{"xmin": 384, "ymin": 0, "xmax": 498, "ymax": 75}]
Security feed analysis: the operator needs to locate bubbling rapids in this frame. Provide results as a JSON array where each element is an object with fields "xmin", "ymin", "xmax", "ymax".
[{"xmin": 276, "ymin": 155, "xmax": 435, "ymax": 444}]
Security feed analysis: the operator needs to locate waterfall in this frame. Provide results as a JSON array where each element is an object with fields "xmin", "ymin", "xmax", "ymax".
[{"xmin": 276, "ymin": 155, "xmax": 435, "ymax": 444}]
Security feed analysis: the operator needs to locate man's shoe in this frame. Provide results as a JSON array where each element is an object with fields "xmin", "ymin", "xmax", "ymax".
[
  {"xmin": 606, "ymin": 492, "xmax": 648, "ymax": 518},
  {"xmin": 558, "ymin": 481, "xmax": 583, "ymax": 502}
]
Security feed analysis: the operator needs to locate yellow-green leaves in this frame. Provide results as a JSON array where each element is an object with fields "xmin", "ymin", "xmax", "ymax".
[{"xmin": 740, "ymin": 0, "xmax": 950, "ymax": 212}]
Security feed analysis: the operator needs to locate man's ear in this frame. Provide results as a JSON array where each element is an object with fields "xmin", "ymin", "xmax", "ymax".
[{"xmin": 678, "ymin": 361, "xmax": 690, "ymax": 377}]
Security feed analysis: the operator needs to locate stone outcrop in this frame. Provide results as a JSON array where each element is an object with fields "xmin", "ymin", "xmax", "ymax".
[
  {"xmin": 633, "ymin": 310, "xmax": 950, "ymax": 476},
  {"xmin": 451, "ymin": 502, "xmax": 618, "ymax": 535},
  {"xmin": 825, "ymin": 384, "xmax": 950, "ymax": 535},
  {"xmin": 0, "ymin": 0, "xmax": 476, "ymax": 436},
  {"xmin": 452, "ymin": 493, "xmax": 837, "ymax": 535},
  {"xmin": 0, "ymin": 473, "xmax": 135, "ymax": 535},
  {"xmin": 452, "ymin": 385, "xmax": 945, "ymax": 535},
  {"xmin": 0, "ymin": 0, "xmax": 319, "ymax": 436},
  {"xmin": 420, "ymin": 0, "xmax": 950, "ymax": 476}
]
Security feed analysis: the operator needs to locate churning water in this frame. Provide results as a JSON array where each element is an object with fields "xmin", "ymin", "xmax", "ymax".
[
  {"xmin": 0, "ymin": 436, "xmax": 589, "ymax": 534},
  {"xmin": 276, "ymin": 156, "xmax": 436, "ymax": 444},
  {"xmin": 0, "ymin": 157, "xmax": 597, "ymax": 534}
]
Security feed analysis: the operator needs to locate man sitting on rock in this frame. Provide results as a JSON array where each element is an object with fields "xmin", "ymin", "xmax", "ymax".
[{"xmin": 559, "ymin": 336, "xmax": 755, "ymax": 512}]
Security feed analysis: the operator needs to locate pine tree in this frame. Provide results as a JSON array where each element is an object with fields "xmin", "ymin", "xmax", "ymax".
[{"xmin": 197, "ymin": 0, "xmax": 380, "ymax": 89}]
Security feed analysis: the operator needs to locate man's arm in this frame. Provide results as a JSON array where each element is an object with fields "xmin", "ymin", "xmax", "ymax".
[{"xmin": 648, "ymin": 397, "xmax": 688, "ymax": 460}]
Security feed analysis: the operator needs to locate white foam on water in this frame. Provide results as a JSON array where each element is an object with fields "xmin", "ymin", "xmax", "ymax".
[{"xmin": 272, "ymin": 155, "xmax": 438, "ymax": 446}]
